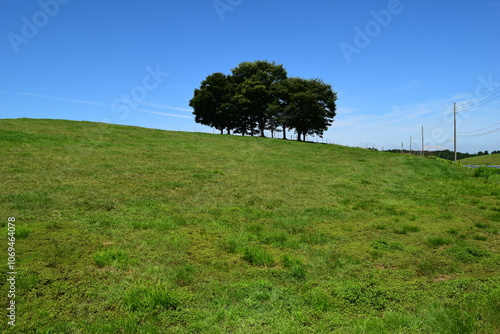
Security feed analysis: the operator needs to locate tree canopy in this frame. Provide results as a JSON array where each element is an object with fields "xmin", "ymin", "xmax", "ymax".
[
  {"xmin": 189, "ymin": 72, "xmax": 232, "ymax": 134},
  {"xmin": 189, "ymin": 60, "xmax": 337, "ymax": 141}
]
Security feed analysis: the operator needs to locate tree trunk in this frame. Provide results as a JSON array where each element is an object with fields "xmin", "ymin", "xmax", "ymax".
[{"xmin": 282, "ymin": 127, "xmax": 287, "ymax": 140}]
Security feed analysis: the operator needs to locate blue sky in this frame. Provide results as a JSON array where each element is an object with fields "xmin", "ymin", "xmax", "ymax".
[{"xmin": 1, "ymin": 0, "xmax": 499, "ymax": 153}]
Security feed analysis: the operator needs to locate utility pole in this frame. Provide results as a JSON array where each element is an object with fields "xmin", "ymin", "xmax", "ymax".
[
  {"xmin": 421, "ymin": 126, "xmax": 424, "ymax": 156},
  {"xmin": 401, "ymin": 142, "xmax": 404, "ymax": 154},
  {"xmin": 454, "ymin": 103, "xmax": 457, "ymax": 162},
  {"xmin": 410, "ymin": 136, "xmax": 412, "ymax": 155}
]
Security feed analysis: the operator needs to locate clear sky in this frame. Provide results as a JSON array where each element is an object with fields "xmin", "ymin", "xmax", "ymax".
[{"xmin": 1, "ymin": 0, "xmax": 499, "ymax": 153}]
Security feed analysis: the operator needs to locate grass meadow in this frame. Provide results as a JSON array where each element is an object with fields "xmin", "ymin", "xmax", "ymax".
[
  {"xmin": 1, "ymin": 118, "xmax": 499, "ymax": 333},
  {"xmin": 460, "ymin": 154, "xmax": 500, "ymax": 166}
]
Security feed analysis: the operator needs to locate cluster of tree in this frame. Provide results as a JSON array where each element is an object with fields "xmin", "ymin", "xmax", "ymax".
[
  {"xmin": 189, "ymin": 61, "xmax": 337, "ymax": 141},
  {"xmin": 477, "ymin": 150, "xmax": 500, "ymax": 156},
  {"xmin": 431, "ymin": 150, "xmax": 477, "ymax": 160},
  {"xmin": 436, "ymin": 150, "xmax": 500, "ymax": 159}
]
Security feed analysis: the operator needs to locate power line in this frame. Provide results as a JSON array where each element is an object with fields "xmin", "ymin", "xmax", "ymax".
[
  {"xmin": 388, "ymin": 86, "xmax": 500, "ymax": 151},
  {"xmin": 458, "ymin": 85, "xmax": 500, "ymax": 108},
  {"xmin": 425, "ymin": 111, "xmax": 454, "ymax": 132},
  {"xmin": 458, "ymin": 122, "xmax": 500, "ymax": 135},
  {"xmin": 470, "ymin": 93, "xmax": 500, "ymax": 109},
  {"xmin": 457, "ymin": 86, "xmax": 500, "ymax": 110},
  {"xmin": 423, "ymin": 89, "xmax": 500, "ymax": 135},
  {"xmin": 458, "ymin": 127, "xmax": 500, "ymax": 138}
]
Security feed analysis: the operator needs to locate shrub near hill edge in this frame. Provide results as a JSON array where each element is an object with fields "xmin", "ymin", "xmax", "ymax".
[{"xmin": 0, "ymin": 119, "xmax": 499, "ymax": 333}]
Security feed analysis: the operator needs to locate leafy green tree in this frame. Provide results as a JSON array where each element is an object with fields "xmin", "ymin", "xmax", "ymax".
[
  {"xmin": 190, "ymin": 61, "xmax": 337, "ymax": 140},
  {"xmin": 267, "ymin": 81, "xmax": 290, "ymax": 139},
  {"xmin": 280, "ymin": 78, "xmax": 337, "ymax": 141},
  {"xmin": 189, "ymin": 73, "xmax": 234, "ymax": 134},
  {"xmin": 265, "ymin": 105, "xmax": 284, "ymax": 139},
  {"xmin": 229, "ymin": 79, "xmax": 262, "ymax": 136},
  {"xmin": 230, "ymin": 61, "xmax": 288, "ymax": 137}
]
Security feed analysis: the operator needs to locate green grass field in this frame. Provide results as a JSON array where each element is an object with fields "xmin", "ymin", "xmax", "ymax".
[
  {"xmin": 460, "ymin": 154, "xmax": 500, "ymax": 166},
  {"xmin": 1, "ymin": 118, "xmax": 499, "ymax": 333}
]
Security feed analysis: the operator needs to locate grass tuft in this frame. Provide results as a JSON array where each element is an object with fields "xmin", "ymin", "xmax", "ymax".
[
  {"xmin": 426, "ymin": 236, "xmax": 454, "ymax": 248},
  {"xmin": 93, "ymin": 249, "xmax": 130, "ymax": 268},
  {"xmin": 282, "ymin": 255, "xmax": 307, "ymax": 280},
  {"xmin": 15, "ymin": 226, "xmax": 31, "ymax": 239},
  {"xmin": 124, "ymin": 285, "xmax": 181, "ymax": 311},
  {"xmin": 448, "ymin": 246, "xmax": 491, "ymax": 263},
  {"xmin": 242, "ymin": 247, "xmax": 276, "ymax": 267},
  {"xmin": 393, "ymin": 224, "xmax": 421, "ymax": 234}
]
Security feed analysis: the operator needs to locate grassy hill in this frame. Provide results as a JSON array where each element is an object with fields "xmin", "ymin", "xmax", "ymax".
[
  {"xmin": 1, "ymin": 118, "xmax": 499, "ymax": 333},
  {"xmin": 460, "ymin": 154, "xmax": 500, "ymax": 166}
]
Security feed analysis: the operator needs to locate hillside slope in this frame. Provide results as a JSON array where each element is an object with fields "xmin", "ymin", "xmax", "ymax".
[
  {"xmin": 1, "ymin": 118, "xmax": 499, "ymax": 333},
  {"xmin": 461, "ymin": 154, "xmax": 500, "ymax": 165}
]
